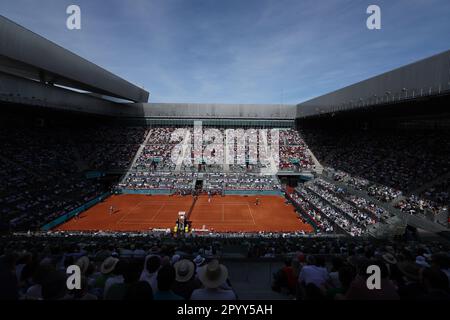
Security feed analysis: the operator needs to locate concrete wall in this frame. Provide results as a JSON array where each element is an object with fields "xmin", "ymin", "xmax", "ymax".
[
  {"xmin": 138, "ymin": 103, "xmax": 296, "ymax": 119},
  {"xmin": 0, "ymin": 71, "xmax": 144, "ymax": 117},
  {"xmin": 0, "ymin": 72, "xmax": 296, "ymax": 120},
  {"xmin": 297, "ymin": 50, "xmax": 450, "ymax": 118}
]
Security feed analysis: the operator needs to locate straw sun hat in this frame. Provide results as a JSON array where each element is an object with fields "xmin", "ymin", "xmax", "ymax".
[
  {"xmin": 197, "ymin": 259, "xmax": 228, "ymax": 289},
  {"xmin": 100, "ymin": 257, "xmax": 119, "ymax": 274},
  {"xmin": 174, "ymin": 259, "xmax": 195, "ymax": 283}
]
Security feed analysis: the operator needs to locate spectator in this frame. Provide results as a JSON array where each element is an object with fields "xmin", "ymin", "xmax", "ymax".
[
  {"xmin": 329, "ymin": 257, "xmax": 344, "ymax": 288},
  {"xmin": 415, "ymin": 256, "xmax": 430, "ymax": 268},
  {"xmin": 102, "ymin": 257, "xmax": 122, "ymax": 298},
  {"xmin": 327, "ymin": 266, "xmax": 354, "ymax": 300},
  {"xmin": 103, "ymin": 260, "xmax": 127, "ymax": 300},
  {"xmin": 303, "ymin": 283, "xmax": 325, "ymax": 300},
  {"xmin": 73, "ymin": 276, "xmax": 98, "ymax": 300},
  {"xmin": 173, "ymin": 259, "xmax": 201, "ymax": 300},
  {"xmin": 41, "ymin": 269, "xmax": 70, "ymax": 300},
  {"xmin": 430, "ymin": 253, "xmax": 450, "ymax": 285},
  {"xmin": 298, "ymin": 255, "xmax": 330, "ymax": 289},
  {"xmin": 396, "ymin": 261, "xmax": 424, "ymax": 300},
  {"xmin": 272, "ymin": 259, "xmax": 296, "ymax": 295},
  {"xmin": 104, "ymin": 260, "xmax": 144, "ymax": 300},
  {"xmin": 75, "ymin": 256, "xmax": 90, "ymax": 276},
  {"xmin": 124, "ymin": 281, "xmax": 153, "ymax": 300},
  {"xmin": 140, "ymin": 255, "xmax": 160, "ymax": 293},
  {"xmin": 153, "ymin": 265, "xmax": 183, "ymax": 300},
  {"xmin": 420, "ymin": 268, "xmax": 450, "ymax": 300},
  {"xmin": 0, "ymin": 254, "xmax": 19, "ymax": 300},
  {"xmin": 345, "ymin": 260, "xmax": 399, "ymax": 300},
  {"xmin": 191, "ymin": 260, "xmax": 236, "ymax": 300},
  {"xmin": 193, "ymin": 255, "xmax": 206, "ymax": 268}
]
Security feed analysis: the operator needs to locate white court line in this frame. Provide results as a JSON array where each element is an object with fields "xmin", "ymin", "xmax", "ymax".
[
  {"xmin": 191, "ymin": 221, "xmax": 255, "ymax": 225},
  {"xmin": 151, "ymin": 204, "xmax": 166, "ymax": 222},
  {"xmin": 193, "ymin": 205, "xmax": 255, "ymax": 225},
  {"xmin": 136, "ymin": 201, "xmax": 185, "ymax": 205},
  {"xmin": 197, "ymin": 202, "xmax": 248, "ymax": 205},
  {"xmin": 117, "ymin": 220, "xmax": 174, "ymax": 224},
  {"xmin": 246, "ymin": 204, "xmax": 257, "ymax": 225},
  {"xmin": 116, "ymin": 200, "xmax": 189, "ymax": 225},
  {"xmin": 116, "ymin": 203, "xmax": 165, "ymax": 224},
  {"xmin": 116, "ymin": 200, "xmax": 145, "ymax": 224}
]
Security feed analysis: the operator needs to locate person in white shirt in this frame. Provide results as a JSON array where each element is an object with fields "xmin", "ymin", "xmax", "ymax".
[
  {"xmin": 298, "ymin": 255, "xmax": 330, "ymax": 288},
  {"xmin": 101, "ymin": 257, "xmax": 123, "ymax": 299},
  {"xmin": 140, "ymin": 255, "xmax": 161, "ymax": 293}
]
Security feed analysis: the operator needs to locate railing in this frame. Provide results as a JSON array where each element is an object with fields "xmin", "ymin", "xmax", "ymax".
[
  {"xmin": 285, "ymin": 193, "xmax": 321, "ymax": 232},
  {"xmin": 223, "ymin": 190, "xmax": 282, "ymax": 196},
  {"xmin": 118, "ymin": 188, "xmax": 172, "ymax": 195}
]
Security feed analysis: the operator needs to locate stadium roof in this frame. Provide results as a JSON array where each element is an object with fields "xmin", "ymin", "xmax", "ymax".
[
  {"xmin": 296, "ymin": 49, "xmax": 450, "ymax": 118},
  {"xmin": 0, "ymin": 15, "xmax": 149, "ymax": 103}
]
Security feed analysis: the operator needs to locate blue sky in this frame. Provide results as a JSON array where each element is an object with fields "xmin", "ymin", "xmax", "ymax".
[{"xmin": 1, "ymin": 0, "xmax": 450, "ymax": 104}]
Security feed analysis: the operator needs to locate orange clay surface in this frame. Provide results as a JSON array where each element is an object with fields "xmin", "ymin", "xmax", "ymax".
[{"xmin": 55, "ymin": 194, "xmax": 313, "ymax": 233}]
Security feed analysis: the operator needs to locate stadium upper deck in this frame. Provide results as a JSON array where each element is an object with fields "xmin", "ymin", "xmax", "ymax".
[{"xmin": 0, "ymin": 16, "xmax": 449, "ymax": 237}]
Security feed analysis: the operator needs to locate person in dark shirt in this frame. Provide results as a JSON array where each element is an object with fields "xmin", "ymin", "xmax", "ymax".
[
  {"xmin": 420, "ymin": 268, "xmax": 450, "ymax": 300},
  {"xmin": 154, "ymin": 265, "xmax": 183, "ymax": 300},
  {"xmin": 0, "ymin": 255, "xmax": 19, "ymax": 300},
  {"xmin": 105, "ymin": 260, "xmax": 151, "ymax": 300},
  {"xmin": 346, "ymin": 259, "xmax": 399, "ymax": 300},
  {"xmin": 272, "ymin": 259, "xmax": 296, "ymax": 295},
  {"xmin": 396, "ymin": 261, "xmax": 425, "ymax": 300},
  {"xmin": 172, "ymin": 259, "xmax": 201, "ymax": 300}
]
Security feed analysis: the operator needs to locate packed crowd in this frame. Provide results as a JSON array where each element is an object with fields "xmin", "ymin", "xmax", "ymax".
[
  {"xmin": 0, "ymin": 125, "xmax": 148, "ymax": 231},
  {"xmin": 272, "ymin": 240, "xmax": 450, "ymax": 300},
  {"xmin": 301, "ymin": 126, "xmax": 450, "ymax": 219},
  {"xmin": 294, "ymin": 187, "xmax": 365, "ymax": 236},
  {"xmin": 331, "ymin": 169, "xmax": 402, "ymax": 202},
  {"xmin": 74, "ymin": 126, "xmax": 148, "ymax": 171},
  {"xmin": 301, "ymin": 128, "xmax": 449, "ymax": 192},
  {"xmin": 286, "ymin": 176, "xmax": 406, "ymax": 236},
  {"xmin": 204, "ymin": 173, "xmax": 281, "ymax": 192},
  {"xmin": 421, "ymin": 178, "xmax": 450, "ymax": 205},
  {"xmin": 395, "ymin": 195, "xmax": 444, "ymax": 216},
  {"xmin": 119, "ymin": 171, "xmax": 281, "ymax": 193},
  {"xmin": 3, "ymin": 124, "xmax": 314, "ymax": 231},
  {"xmin": 308, "ymin": 184, "xmax": 375, "ymax": 227},
  {"xmin": 130, "ymin": 127, "xmax": 314, "ymax": 174},
  {"xmin": 118, "ymin": 172, "xmax": 196, "ymax": 191},
  {"xmin": 3, "ymin": 116, "xmax": 447, "ymax": 235},
  {"xmin": 0, "ymin": 123, "xmax": 317, "ymax": 232},
  {"xmin": 328, "ymin": 168, "xmax": 448, "ymax": 221},
  {"xmin": 1, "ymin": 233, "xmax": 449, "ymax": 300},
  {"xmin": 279, "ymin": 129, "xmax": 314, "ymax": 171},
  {"xmin": 288, "ymin": 192, "xmax": 335, "ymax": 233},
  {"xmin": 123, "ymin": 127, "xmax": 315, "ymax": 193},
  {"xmin": 313, "ymin": 178, "xmax": 388, "ymax": 221},
  {"xmin": 0, "ymin": 234, "xmax": 237, "ymax": 300}
]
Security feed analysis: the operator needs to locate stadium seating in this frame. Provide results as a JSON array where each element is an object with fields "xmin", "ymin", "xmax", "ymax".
[
  {"xmin": 1, "ymin": 122, "xmax": 448, "ymax": 233},
  {"xmin": 119, "ymin": 127, "xmax": 314, "ymax": 192},
  {"xmin": 1, "ymin": 232, "xmax": 449, "ymax": 300},
  {"xmin": 0, "ymin": 126, "xmax": 148, "ymax": 230},
  {"xmin": 300, "ymin": 126, "xmax": 450, "ymax": 219}
]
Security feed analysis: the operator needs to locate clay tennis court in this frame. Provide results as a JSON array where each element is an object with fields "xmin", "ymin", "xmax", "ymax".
[{"xmin": 55, "ymin": 194, "xmax": 313, "ymax": 233}]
